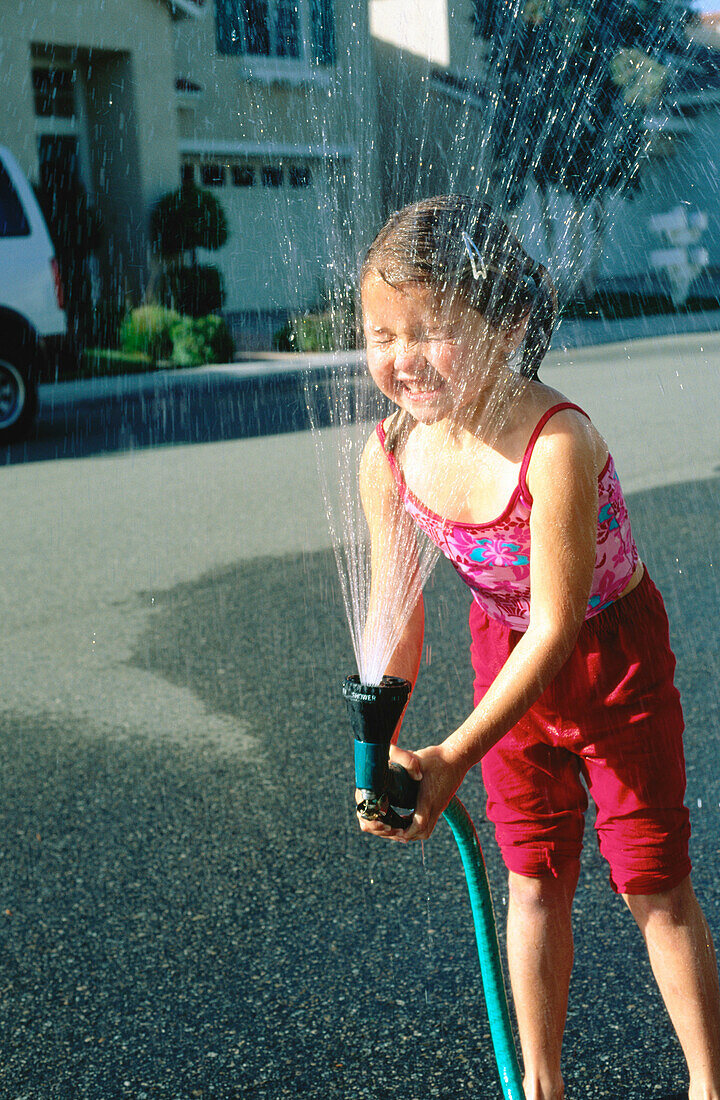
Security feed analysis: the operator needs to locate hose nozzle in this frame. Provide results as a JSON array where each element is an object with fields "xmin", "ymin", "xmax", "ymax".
[{"xmin": 342, "ymin": 674, "xmax": 419, "ymax": 829}]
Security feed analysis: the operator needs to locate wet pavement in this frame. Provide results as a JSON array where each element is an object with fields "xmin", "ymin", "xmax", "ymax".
[{"xmin": 1, "ymin": 335, "xmax": 719, "ymax": 1098}]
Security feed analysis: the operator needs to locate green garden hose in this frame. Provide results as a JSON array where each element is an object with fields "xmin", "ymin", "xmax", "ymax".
[
  {"xmin": 343, "ymin": 675, "xmax": 526, "ymax": 1099},
  {"xmin": 443, "ymin": 796, "xmax": 526, "ymax": 1100}
]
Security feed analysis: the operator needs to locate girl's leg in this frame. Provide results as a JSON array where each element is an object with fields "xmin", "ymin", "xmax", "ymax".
[
  {"xmin": 507, "ymin": 861, "xmax": 580, "ymax": 1100},
  {"xmin": 624, "ymin": 876, "xmax": 720, "ymax": 1100}
]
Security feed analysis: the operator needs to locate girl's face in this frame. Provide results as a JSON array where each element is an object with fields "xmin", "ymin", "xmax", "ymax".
[{"xmin": 361, "ymin": 272, "xmax": 514, "ymax": 425}]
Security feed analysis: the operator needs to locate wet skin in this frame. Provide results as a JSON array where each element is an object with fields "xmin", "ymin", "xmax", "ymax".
[{"xmin": 362, "ymin": 272, "xmax": 517, "ymax": 428}]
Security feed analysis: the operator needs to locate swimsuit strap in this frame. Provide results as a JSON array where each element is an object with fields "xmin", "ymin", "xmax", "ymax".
[
  {"xmin": 518, "ymin": 402, "xmax": 589, "ymax": 503},
  {"xmin": 377, "ymin": 403, "xmax": 589, "ymax": 507}
]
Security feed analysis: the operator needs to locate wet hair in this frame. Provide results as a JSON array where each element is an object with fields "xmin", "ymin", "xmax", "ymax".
[{"xmin": 361, "ymin": 195, "xmax": 558, "ymax": 382}]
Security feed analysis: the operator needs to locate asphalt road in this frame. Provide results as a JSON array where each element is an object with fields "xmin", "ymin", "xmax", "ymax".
[{"xmin": 0, "ymin": 333, "xmax": 719, "ymax": 1099}]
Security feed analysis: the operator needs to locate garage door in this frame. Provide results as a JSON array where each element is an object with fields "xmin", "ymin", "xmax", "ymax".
[{"xmin": 185, "ymin": 155, "xmax": 349, "ymax": 313}]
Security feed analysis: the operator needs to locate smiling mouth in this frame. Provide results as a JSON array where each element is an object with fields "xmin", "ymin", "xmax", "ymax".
[{"xmin": 400, "ymin": 380, "xmax": 444, "ymax": 400}]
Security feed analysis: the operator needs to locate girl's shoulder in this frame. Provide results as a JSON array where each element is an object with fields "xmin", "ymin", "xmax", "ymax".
[
  {"xmin": 360, "ymin": 420, "xmax": 401, "ymax": 500},
  {"xmin": 512, "ymin": 383, "xmax": 594, "ymax": 439},
  {"xmin": 362, "ymin": 421, "xmax": 388, "ymax": 469},
  {"xmin": 519, "ymin": 384, "xmax": 608, "ymax": 484},
  {"xmin": 364, "ymin": 413, "xmax": 401, "ymax": 462}
]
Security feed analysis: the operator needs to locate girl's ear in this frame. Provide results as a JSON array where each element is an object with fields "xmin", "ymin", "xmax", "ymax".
[
  {"xmin": 502, "ymin": 314, "xmax": 530, "ymax": 363},
  {"xmin": 511, "ymin": 314, "xmax": 530, "ymax": 347}
]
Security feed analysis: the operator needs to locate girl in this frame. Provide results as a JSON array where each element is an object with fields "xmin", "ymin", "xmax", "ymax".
[{"xmin": 356, "ymin": 195, "xmax": 720, "ymax": 1100}]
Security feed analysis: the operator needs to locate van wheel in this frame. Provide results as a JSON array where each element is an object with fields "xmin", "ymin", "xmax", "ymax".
[{"xmin": 0, "ymin": 356, "xmax": 38, "ymax": 444}]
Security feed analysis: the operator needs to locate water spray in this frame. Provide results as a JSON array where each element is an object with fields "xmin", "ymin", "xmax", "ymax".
[{"xmin": 342, "ymin": 675, "xmax": 526, "ymax": 1100}]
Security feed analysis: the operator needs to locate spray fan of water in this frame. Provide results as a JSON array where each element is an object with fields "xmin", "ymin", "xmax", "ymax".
[
  {"xmin": 233, "ymin": 0, "xmax": 707, "ymax": 684},
  {"xmin": 306, "ymin": 365, "xmax": 440, "ymax": 686}
]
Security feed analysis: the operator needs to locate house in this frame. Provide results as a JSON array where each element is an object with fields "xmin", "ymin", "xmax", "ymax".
[
  {"xmin": 369, "ymin": 0, "xmax": 492, "ymax": 212},
  {"xmin": 0, "ymin": 0, "xmax": 376, "ymax": 348},
  {"xmin": 172, "ymin": 0, "xmax": 378, "ymax": 346},
  {"xmin": 598, "ymin": 22, "xmax": 720, "ymax": 290},
  {"xmin": 1, "ymin": 1, "xmax": 717, "ymax": 354}
]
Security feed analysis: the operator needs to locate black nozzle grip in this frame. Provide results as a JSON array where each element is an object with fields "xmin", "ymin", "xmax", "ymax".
[
  {"xmin": 380, "ymin": 764, "xmax": 420, "ymax": 830},
  {"xmin": 382, "ymin": 806, "xmax": 414, "ymax": 829},
  {"xmin": 387, "ymin": 763, "xmax": 419, "ymax": 811}
]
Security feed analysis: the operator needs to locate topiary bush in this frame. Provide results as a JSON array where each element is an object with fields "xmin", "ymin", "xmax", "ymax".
[
  {"xmin": 150, "ymin": 181, "xmax": 228, "ymax": 259},
  {"xmin": 156, "ymin": 263, "xmax": 225, "ymax": 317},
  {"xmin": 149, "ymin": 181, "xmax": 229, "ymax": 318},
  {"xmin": 120, "ymin": 305, "xmax": 182, "ymax": 363}
]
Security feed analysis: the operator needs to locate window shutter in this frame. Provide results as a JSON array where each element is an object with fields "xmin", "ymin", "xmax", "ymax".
[
  {"xmin": 215, "ymin": 0, "xmax": 243, "ymax": 55},
  {"xmin": 244, "ymin": 0, "xmax": 270, "ymax": 55},
  {"xmin": 310, "ymin": 0, "xmax": 336, "ymax": 66}
]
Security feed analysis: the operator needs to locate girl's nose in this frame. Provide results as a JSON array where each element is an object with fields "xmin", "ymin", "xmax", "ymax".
[{"xmin": 394, "ymin": 340, "xmax": 423, "ymax": 376}]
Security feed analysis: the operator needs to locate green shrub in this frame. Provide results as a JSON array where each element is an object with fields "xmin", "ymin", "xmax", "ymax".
[
  {"xmin": 170, "ymin": 314, "xmax": 235, "ymax": 367},
  {"xmin": 120, "ymin": 305, "xmax": 182, "ymax": 362},
  {"xmin": 157, "ymin": 263, "xmax": 225, "ymax": 317},
  {"xmin": 190, "ymin": 314, "xmax": 235, "ymax": 362},
  {"xmin": 273, "ymin": 311, "xmax": 335, "ymax": 352},
  {"xmin": 35, "ymin": 177, "xmax": 104, "ymax": 350}
]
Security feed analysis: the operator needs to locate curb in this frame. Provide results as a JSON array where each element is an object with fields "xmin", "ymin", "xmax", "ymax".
[{"xmin": 38, "ymin": 351, "xmax": 366, "ymax": 413}]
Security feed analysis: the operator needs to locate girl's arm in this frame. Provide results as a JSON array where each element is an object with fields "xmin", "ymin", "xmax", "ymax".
[{"xmin": 393, "ymin": 410, "xmax": 600, "ymax": 843}]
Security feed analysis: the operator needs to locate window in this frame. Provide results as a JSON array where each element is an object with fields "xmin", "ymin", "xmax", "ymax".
[
  {"xmin": 182, "ymin": 163, "xmax": 195, "ymax": 184},
  {"xmin": 201, "ymin": 162, "xmax": 225, "ymax": 186},
  {"xmin": 262, "ymin": 165, "xmax": 283, "ymax": 187},
  {"xmin": 216, "ymin": 0, "xmax": 335, "ymax": 66},
  {"xmin": 232, "ymin": 165, "xmax": 255, "ymax": 187},
  {"xmin": 176, "ymin": 77, "xmax": 203, "ymax": 94},
  {"xmin": 289, "ymin": 165, "xmax": 311, "ymax": 188},
  {"xmin": 216, "ymin": 0, "xmax": 298, "ymax": 57},
  {"xmin": 32, "ymin": 66, "xmax": 76, "ymax": 119},
  {"xmin": 0, "ymin": 164, "xmax": 30, "ymax": 238}
]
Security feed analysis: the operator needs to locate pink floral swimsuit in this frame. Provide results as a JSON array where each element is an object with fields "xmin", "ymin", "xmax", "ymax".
[{"xmin": 376, "ymin": 401, "xmax": 639, "ymax": 631}]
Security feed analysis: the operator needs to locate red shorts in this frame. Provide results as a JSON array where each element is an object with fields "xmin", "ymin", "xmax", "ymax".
[{"xmin": 470, "ymin": 569, "xmax": 691, "ymax": 895}]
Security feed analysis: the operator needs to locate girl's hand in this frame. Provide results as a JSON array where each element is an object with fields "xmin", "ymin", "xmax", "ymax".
[
  {"xmin": 355, "ymin": 742, "xmax": 466, "ymax": 843},
  {"xmin": 354, "ymin": 744, "xmax": 422, "ymax": 840},
  {"xmin": 402, "ymin": 743, "xmax": 466, "ymax": 842}
]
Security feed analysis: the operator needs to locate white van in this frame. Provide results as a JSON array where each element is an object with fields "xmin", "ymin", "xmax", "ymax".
[{"xmin": 0, "ymin": 145, "xmax": 67, "ymax": 443}]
